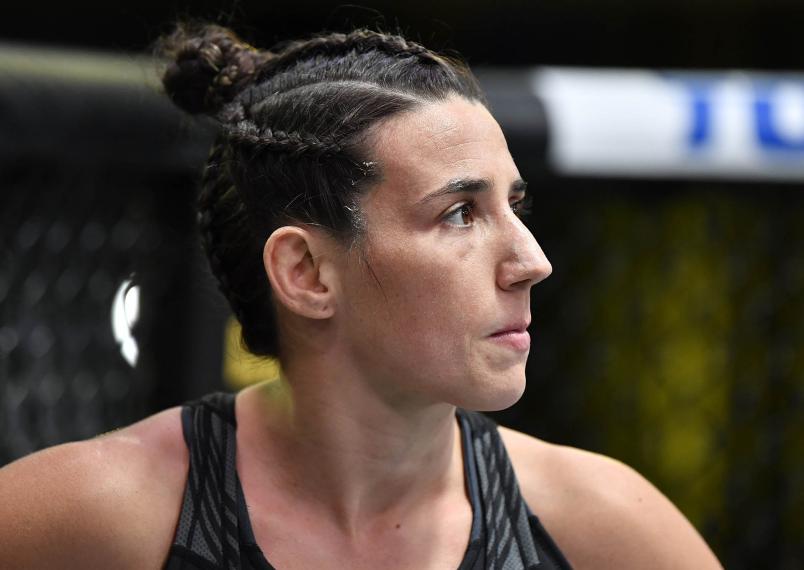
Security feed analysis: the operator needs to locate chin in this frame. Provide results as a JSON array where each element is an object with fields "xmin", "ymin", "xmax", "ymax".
[{"xmin": 453, "ymin": 369, "xmax": 527, "ymax": 412}]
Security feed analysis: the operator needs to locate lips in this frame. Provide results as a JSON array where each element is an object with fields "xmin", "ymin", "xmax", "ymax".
[{"xmin": 488, "ymin": 321, "xmax": 531, "ymax": 351}]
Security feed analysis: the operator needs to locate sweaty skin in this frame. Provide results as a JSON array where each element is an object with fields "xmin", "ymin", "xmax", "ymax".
[{"xmin": 0, "ymin": 96, "xmax": 722, "ymax": 570}]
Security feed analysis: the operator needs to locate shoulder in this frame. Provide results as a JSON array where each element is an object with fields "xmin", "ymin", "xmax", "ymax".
[
  {"xmin": 497, "ymin": 426, "xmax": 723, "ymax": 570},
  {"xmin": 0, "ymin": 406, "xmax": 188, "ymax": 570}
]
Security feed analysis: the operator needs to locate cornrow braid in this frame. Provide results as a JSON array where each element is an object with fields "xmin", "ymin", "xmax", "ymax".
[
  {"xmin": 197, "ymin": 142, "xmax": 278, "ymax": 355},
  {"xmin": 159, "ymin": 23, "xmax": 487, "ymax": 358},
  {"xmin": 253, "ymin": 29, "xmax": 441, "ymax": 83},
  {"xmin": 222, "ymin": 119, "xmax": 343, "ymax": 157}
]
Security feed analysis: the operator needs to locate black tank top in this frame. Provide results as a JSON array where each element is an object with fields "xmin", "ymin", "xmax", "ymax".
[{"xmin": 164, "ymin": 392, "xmax": 572, "ymax": 570}]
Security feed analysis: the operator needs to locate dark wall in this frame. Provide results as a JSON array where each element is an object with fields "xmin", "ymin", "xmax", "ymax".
[{"xmin": 4, "ymin": 0, "xmax": 804, "ymax": 69}]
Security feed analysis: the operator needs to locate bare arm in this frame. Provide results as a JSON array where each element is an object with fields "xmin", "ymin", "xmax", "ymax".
[
  {"xmin": 0, "ymin": 408, "xmax": 186, "ymax": 570},
  {"xmin": 500, "ymin": 427, "xmax": 723, "ymax": 570}
]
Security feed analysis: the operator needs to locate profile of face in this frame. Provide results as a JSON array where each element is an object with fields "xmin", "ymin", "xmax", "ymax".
[{"xmin": 331, "ymin": 95, "xmax": 552, "ymax": 412}]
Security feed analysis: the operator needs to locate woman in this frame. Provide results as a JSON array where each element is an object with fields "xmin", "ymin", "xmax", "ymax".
[{"xmin": 0, "ymin": 25, "xmax": 722, "ymax": 569}]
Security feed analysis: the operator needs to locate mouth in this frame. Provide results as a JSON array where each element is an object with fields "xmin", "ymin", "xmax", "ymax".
[{"xmin": 488, "ymin": 321, "xmax": 531, "ymax": 352}]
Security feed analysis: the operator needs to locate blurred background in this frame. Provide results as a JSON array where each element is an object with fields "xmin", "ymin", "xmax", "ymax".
[{"xmin": 1, "ymin": 1, "xmax": 802, "ymax": 567}]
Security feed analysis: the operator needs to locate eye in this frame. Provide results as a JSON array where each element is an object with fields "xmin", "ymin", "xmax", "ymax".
[
  {"xmin": 443, "ymin": 202, "xmax": 474, "ymax": 227},
  {"xmin": 511, "ymin": 195, "xmax": 533, "ymax": 219}
]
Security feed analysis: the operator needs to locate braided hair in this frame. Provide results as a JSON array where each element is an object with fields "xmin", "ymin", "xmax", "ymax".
[{"xmin": 158, "ymin": 23, "xmax": 487, "ymax": 359}]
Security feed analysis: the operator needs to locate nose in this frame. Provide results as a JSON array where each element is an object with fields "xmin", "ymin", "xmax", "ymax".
[{"xmin": 496, "ymin": 215, "xmax": 552, "ymax": 291}]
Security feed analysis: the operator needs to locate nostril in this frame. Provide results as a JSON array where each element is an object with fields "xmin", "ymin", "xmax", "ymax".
[{"xmin": 511, "ymin": 276, "xmax": 534, "ymax": 290}]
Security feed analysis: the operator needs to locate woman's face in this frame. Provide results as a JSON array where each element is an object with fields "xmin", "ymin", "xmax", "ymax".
[{"xmin": 333, "ymin": 95, "xmax": 551, "ymax": 411}]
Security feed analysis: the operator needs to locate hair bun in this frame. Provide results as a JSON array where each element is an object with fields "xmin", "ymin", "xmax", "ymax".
[{"xmin": 159, "ymin": 24, "xmax": 270, "ymax": 115}]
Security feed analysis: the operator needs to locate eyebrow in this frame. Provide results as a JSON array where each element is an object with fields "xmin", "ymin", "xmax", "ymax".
[{"xmin": 416, "ymin": 177, "xmax": 528, "ymax": 205}]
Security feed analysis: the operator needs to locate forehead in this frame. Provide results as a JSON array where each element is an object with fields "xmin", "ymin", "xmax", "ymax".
[{"xmin": 366, "ymin": 96, "xmax": 517, "ymax": 203}]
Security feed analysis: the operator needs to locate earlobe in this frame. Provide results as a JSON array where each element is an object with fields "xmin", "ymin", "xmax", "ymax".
[{"xmin": 263, "ymin": 227, "xmax": 335, "ymax": 319}]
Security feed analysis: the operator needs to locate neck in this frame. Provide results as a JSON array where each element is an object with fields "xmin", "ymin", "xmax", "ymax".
[{"xmin": 237, "ymin": 356, "xmax": 465, "ymax": 535}]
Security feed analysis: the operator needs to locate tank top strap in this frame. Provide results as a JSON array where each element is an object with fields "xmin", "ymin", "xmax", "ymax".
[
  {"xmin": 166, "ymin": 392, "xmax": 242, "ymax": 570},
  {"xmin": 456, "ymin": 409, "xmax": 573, "ymax": 570}
]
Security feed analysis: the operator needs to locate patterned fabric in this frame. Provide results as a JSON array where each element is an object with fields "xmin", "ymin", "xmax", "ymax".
[
  {"xmin": 165, "ymin": 393, "xmax": 244, "ymax": 570},
  {"xmin": 458, "ymin": 411, "xmax": 572, "ymax": 570},
  {"xmin": 164, "ymin": 392, "xmax": 572, "ymax": 569}
]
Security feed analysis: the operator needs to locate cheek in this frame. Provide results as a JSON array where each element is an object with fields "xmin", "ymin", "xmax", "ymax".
[
  {"xmin": 364, "ymin": 240, "xmax": 487, "ymax": 349},
  {"xmin": 339, "ymin": 239, "xmax": 526, "ymax": 409}
]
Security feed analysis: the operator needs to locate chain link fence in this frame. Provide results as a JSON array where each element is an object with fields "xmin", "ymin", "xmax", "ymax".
[
  {"xmin": 495, "ymin": 177, "xmax": 804, "ymax": 569},
  {"xmin": 0, "ymin": 45, "xmax": 222, "ymax": 461}
]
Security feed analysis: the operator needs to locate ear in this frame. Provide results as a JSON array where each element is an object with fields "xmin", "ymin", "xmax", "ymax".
[{"xmin": 263, "ymin": 226, "xmax": 336, "ymax": 319}]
